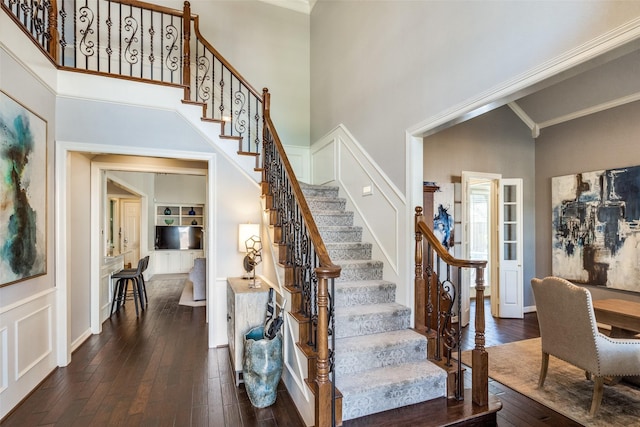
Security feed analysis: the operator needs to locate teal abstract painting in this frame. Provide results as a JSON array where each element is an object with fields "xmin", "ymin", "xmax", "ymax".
[{"xmin": 0, "ymin": 92, "xmax": 47, "ymax": 286}]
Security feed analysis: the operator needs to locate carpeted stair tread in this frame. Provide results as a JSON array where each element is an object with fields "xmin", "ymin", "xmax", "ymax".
[
  {"xmin": 312, "ymin": 211, "xmax": 354, "ymax": 227},
  {"xmin": 335, "ymin": 259, "xmax": 384, "ymax": 268},
  {"xmin": 325, "ymin": 242, "xmax": 372, "ymax": 261},
  {"xmin": 299, "ymin": 183, "xmax": 447, "ymax": 420},
  {"xmin": 333, "ymin": 280, "xmax": 395, "ymax": 307},
  {"xmin": 335, "ymin": 329, "xmax": 427, "ymax": 375},
  {"xmin": 336, "ymin": 360, "xmax": 447, "ymax": 420},
  {"xmin": 300, "ymin": 183, "xmax": 340, "ymax": 198},
  {"xmin": 318, "ymin": 227, "xmax": 363, "ymax": 244},
  {"xmin": 334, "ymin": 260, "xmax": 384, "ymax": 282},
  {"xmin": 335, "ymin": 303, "xmax": 411, "ymax": 338}
]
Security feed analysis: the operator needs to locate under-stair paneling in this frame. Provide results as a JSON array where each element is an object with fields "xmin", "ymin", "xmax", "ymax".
[
  {"xmin": 259, "ymin": 203, "xmax": 314, "ymax": 426},
  {"xmin": 0, "ymin": 290, "xmax": 57, "ymax": 420},
  {"xmin": 311, "ymin": 124, "xmax": 411, "ymax": 309}
]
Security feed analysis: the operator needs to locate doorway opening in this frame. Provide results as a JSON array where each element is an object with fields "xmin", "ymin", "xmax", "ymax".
[
  {"xmin": 461, "ymin": 171, "xmax": 501, "ymax": 326},
  {"xmin": 468, "ymin": 179, "xmax": 492, "ymax": 298}
]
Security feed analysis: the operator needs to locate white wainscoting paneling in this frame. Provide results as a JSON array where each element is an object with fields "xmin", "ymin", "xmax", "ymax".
[
  {"xmin": 283, "ymin": 144, "xmax": 311, "ymax": 184},
  {"xmin": 0, "ymin": 326, "xmax": 7, "ymax": 393},
  {"xmin": 16, "ymin": 305, "xmax": 52, "ymax": 379},
  {"xmin": 311, "ymin": 124, "xmax": 410, "ymax": 307},
  {"xmin": 0, "ymin": 289, "xmax": 57, "ymax": 420}
]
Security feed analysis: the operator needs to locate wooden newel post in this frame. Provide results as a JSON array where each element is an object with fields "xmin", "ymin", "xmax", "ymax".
[
  {"xmin": 315, "ymin": 267, "xmax": 339, "ymax": 427},
  {"xmin": 414, "ymin": 207, "xmax": 426, "ymax": 332},
  {"xmin": 182, "ymin": 1, "xmax": 191, "ymax": 100},
  {"xmin": 472, "ymin": 266, "xmax": 488, "ymax": 406},
  {"xmin": 48, "ymin": 0, "xmax": 59, "ymax": 62}
]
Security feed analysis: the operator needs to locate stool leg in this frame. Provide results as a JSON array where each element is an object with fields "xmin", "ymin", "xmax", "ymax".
[
  {"xmin": 110, "ymin": 279, "xmax": 121, "ymax": 316},
  {"xmin": 130, "ymin": 278, "xmax": 140, "ymax": 316},
  {"xmin": 136, "ymin": 276, "xmax": 146, "ymax": 310},
  {"xmin": 140, "ymin": 276, "xmax": 148, "ymax": 304}
]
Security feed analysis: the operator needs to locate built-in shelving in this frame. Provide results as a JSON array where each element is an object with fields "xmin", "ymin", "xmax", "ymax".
[{"xmin": 156, "ymin": 204, "xmax": 204, "ymax": 226}]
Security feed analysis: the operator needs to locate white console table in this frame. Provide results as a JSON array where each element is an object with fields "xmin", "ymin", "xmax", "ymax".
[{"xmin": 226, "ymin": 277, "xmax": 270, "ymax": 386}]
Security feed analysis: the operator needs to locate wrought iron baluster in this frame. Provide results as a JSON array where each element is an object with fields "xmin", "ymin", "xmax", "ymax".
[{"xmin": 106, "ymin": 0, "xmax": 112, "ymax": 73}]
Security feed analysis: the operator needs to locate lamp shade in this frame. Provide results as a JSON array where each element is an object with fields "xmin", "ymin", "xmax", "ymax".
[{"xmin": 238, "ymin": 223, "xmax": 260, "ymax": 252}]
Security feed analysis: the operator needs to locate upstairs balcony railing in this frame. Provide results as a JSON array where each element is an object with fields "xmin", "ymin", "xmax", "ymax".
[
  {"xmin": 3, "ymin": 1, "xmax": 339, "ymax": 425},
  {"xmin": 2, "ymin": 0, "xmax": 261, "ymax": 160}
]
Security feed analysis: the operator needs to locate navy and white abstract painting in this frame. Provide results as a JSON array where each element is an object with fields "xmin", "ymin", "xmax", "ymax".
[
  {"xmin": 433, "ymin": 183, "xmax": 454, "ymax": 251},
  {"xmin": 552, "ymin": 166, "xmax": 640, "ymax": 292},
  {"xmin": 0, "ymin": 92, "xmax": 47, "ymax": 287}
]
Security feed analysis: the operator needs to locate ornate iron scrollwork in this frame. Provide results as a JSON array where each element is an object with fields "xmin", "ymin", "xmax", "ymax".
[
  {"xmin": 78, "ymin": 6, "xmax": 96, "ymax": 57},
  {"xmin": 123, "ymin": 15, "xmax": 140, "ymax": 65},
  {"xmin": 164, "ymin": 23, "xmax": 179, "ymax": 71}
]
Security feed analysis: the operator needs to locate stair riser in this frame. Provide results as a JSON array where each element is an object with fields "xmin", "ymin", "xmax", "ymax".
[
  {"xmin": 335, "ymin": 310, "xmax": 410, "ymax": 339},
  {"xmin": 335, "ymin": 340, "xmax": 427, "ymax": 376},
  {"xmin": 334, "ymin": 285, "xmax": 395, "ymax": 308},
  {"xmin": 327, "ymin": 245, "xmax": 371, "ymax": 261},
  {"xmin": 319, "ymin": 228, "xmax": 362, "ymax": 243},
  {"xmin": 341, "ymin": 374, "xmax": 446, "ymax": 421},
  {"xmin": 307, "ymin": 199, "xmax": 346, "ymax": 211},
  {"xmin": 302, "ymin": 187, "xmax": 340, "ymax": 198},
  {"xmin": 313, "ymin": 213, "xmax": 354, "ymax": 227},
  {"xmin": 336, "ymin": 265, "xmax": 383, "ymax": 282}
]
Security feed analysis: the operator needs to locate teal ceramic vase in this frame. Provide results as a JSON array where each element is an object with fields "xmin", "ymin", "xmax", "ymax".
[{"xmin": 243, "ymin": 326, "xmax": 283, "ymax": 408}]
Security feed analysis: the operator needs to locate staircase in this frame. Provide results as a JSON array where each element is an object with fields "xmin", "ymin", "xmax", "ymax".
[{"xmin": 300, "ymin": 183, "xmax": 447, "ymax": 421}]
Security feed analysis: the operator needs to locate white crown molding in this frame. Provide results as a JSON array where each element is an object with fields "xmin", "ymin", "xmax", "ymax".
[
  {"xmin": 409, "ymin": 16, "xmax": 640, "ymax": 138},
  {"xmin": 258, "ymin": 0, "xmax": 315, "ymax": 14},
  {"xmin": 538, "ymin": 91, "xmax": 640, "ymax": 130}
]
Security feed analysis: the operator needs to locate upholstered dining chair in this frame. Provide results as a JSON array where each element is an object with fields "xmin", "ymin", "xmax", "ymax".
[{"xmin": 531, "ymin": 276, "xmax": 640, "ymax": 415}]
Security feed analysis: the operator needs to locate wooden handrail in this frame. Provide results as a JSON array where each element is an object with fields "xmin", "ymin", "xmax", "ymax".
[
  {"xmin": 263, "ymin": 89, "xmax": 339, "ymax": 427},
  {"xmin": 191, "ymin": 13, "xmax": 263, "ymax": 101},
  {"xmin": 262, "ymin": 89, "xmax": 338, "ymax": 273},
  {"xmin": 112, "ymin": 0, "xmax": 186, "ymax": 16},
  {"xmin": 415, "ymin": 206, "xmax": 489, "ymax": 407},
  {"xmin": 416, "ymin": 208, "xmax": 485, "ymax": 270}
]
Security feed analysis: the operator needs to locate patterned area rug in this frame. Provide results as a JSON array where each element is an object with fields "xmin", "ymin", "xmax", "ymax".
[
  {"xmin": 461, "ymin": 338, "xmax": 640, "ymax": 426},
  {"xmin": 178, "ymin": 279, "xmax": 206, "ymax": 307}
]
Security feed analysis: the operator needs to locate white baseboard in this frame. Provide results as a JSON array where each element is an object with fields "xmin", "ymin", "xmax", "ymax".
[{"xmin": 524, "ymin": 305, "xmax": 536, "ymax": 314}]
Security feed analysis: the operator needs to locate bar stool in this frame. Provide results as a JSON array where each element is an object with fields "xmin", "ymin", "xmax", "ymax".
[
  {"xmin": 110, "ymin": 257, "xmax": 146, "ymax": 317},
  {"xmin": 117, "ymin": 255, "xmax": 150, "ymax": 304}
]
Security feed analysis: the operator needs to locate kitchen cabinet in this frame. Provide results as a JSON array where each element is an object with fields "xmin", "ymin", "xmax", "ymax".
[{"xmin": 153, "ymin": 250, "xmax": 203, "ymax": 274}]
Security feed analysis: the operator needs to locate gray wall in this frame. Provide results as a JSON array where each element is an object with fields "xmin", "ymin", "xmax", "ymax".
[
  {"xmin": 311, "ymin": 0, "xmax": 640, "ymax": 191},
  {"xmin": 424, "ymin": 106, "xmax": 536, "ymax": 307},
  {"xmin": 156, "ymin": 0, "xmax": 310, "ymax": 147},
  {"xmin": 535, "ymin": 100, "xmax": 640, "ymax": 303}
]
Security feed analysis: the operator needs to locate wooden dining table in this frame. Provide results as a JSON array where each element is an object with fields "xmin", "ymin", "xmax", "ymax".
[{"xmin": 592, "ymin": 298, "xmax": 640, "ymax": 338}]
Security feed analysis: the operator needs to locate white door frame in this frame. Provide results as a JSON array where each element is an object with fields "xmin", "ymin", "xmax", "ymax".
[{"xmin": 55, "ymin": 141, "xmax": 216, "ymax": 366}]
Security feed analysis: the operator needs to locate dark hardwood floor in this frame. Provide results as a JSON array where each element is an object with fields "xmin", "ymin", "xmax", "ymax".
[
  {"xmin": 2, "ymin": 283, "xmax": 580, "ymax": 426},
  {"xmin": 1, "ymin": 276, "xmax": 303, "ymax": 427}
]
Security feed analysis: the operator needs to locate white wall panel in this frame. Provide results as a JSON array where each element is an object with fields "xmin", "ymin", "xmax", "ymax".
[
  {"xmin": 16, "ymin": 306, "xmax": 52, "ymax": 379},
  {"xmin": 311, "ymin": 139, "xmax": 336, "ymax": 185},
  {"xmin": 0, "ymin": 290, "xmax": 57, "ymax": 420},
  {"xmin": 0, "ymin": 327, "xmax": 7, "ymax": 393},
  {"xmin": 311, "ymin": 125, "xmax": 410, "ymax": 307}
]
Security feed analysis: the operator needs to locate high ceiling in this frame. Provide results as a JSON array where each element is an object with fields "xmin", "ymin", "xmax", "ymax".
[
  {"xmin": 261, "ymin": 0, "xmax": 640, "ymax": 138},
  {"xmin": 503, "ymin": 40, "xmax": 640, "ymax": 138}
]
